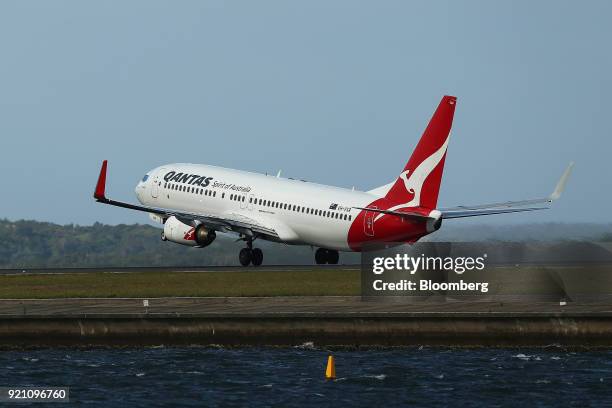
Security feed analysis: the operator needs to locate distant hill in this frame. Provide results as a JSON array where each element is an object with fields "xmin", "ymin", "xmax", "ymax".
[{"xmin": 0, "ymin": 219, "xmax": 610, "ymax": 268}]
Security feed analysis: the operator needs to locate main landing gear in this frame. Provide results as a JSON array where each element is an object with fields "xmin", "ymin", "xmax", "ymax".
[
  {"xmin": 315, "ymin": 248, "xmax": 339, "ymax": 265},
  {"xmin": 238, "ymin": 239, "xmax": 264, "ymax": 267}
]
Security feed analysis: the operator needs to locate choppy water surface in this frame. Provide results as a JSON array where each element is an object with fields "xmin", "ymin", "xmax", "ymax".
[{"xmin": 1, "ymin": 347, "xmax": 611, "ymax": 407}]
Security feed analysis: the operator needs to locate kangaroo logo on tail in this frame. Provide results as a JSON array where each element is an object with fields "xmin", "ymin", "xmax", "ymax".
[
  {"xmin": 377, "ymin": 95, "xmax": 456, "ymax": 221},
  {"xmin": 375, "ymin": 136, "xmax": 450, "ymax": 222}
]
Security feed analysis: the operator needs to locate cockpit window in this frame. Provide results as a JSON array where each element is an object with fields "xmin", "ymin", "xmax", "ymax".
[{"xmin": 142, "ymin": 175, "xmax": 149, "ymax": 182}]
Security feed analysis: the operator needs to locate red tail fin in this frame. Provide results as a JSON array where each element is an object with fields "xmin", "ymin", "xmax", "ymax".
[{"xmin": 384, "ymin": 95, "xmax": 456, "ymax": 209}]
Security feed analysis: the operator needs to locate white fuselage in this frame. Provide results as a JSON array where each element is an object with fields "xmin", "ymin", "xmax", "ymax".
[{"xmin": 135, "ymin": 163, "xmax": 378, "ymax": 251}]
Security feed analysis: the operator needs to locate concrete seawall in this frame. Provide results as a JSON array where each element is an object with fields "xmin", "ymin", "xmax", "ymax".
[{"xmin": 1, "ymin": 297, "xmax": 611, "ymax": 347}]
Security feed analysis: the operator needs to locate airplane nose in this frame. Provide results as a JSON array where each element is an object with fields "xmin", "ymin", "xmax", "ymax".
[{"xmin": 135, "ymin": 182, "xmax": 144, "ymax": 202}]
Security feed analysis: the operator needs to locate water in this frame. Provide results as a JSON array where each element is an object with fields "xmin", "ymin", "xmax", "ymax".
[{"xmin": 1, "ymin": 347, "xmax": 611, "ymax": 407}]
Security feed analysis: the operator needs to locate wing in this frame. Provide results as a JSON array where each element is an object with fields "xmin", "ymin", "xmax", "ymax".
[
  {"xmin": 439, "ymin": 162, "xmax": 574, "ymax": 219},
  {"xmin": 93, "ymin": 161, "xmax": 279, "ymax": 239}
]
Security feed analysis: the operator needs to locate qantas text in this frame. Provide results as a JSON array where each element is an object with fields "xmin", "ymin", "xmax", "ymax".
[{"xmin": 164, "ymin": 171, "xmax": 213, "ymax": 187}]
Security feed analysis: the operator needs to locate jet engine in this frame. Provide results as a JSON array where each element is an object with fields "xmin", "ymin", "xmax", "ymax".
[{"xmin": 162, "ymin": 216, "xmax": 216, "ymax": 247}]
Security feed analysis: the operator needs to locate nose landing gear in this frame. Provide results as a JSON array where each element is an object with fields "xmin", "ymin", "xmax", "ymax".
[
  {"xmin": 315, "ymin": 248, "xmax": 339, "ymax": 265},
  {"xmin": 238, "ymin": 239, "xmax": 264, "ymax": 266}
]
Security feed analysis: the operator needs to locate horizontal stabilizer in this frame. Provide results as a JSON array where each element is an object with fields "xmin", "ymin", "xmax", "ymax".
[{"xmin": 352, "ymin": 206, "xmax": 433, "ymax": 220}]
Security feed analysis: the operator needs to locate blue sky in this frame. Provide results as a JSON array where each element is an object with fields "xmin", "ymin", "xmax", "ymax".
[{"xmin": 0, "ymin": 1, "xmax": 609, "ymax": 225}]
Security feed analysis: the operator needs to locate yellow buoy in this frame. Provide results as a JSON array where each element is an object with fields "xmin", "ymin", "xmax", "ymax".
[{"xmin": 325, "ymin": 355, "xmax": 336, "ymax": 380}]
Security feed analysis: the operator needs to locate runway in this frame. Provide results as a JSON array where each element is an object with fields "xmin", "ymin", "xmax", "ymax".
[
  {"xmin": 1, "ymin": 264, "xmax": 611, "ymax": 347},
  {"xmin": 0, "ymin": 265, "xmax": 359, "ymax": 275}
]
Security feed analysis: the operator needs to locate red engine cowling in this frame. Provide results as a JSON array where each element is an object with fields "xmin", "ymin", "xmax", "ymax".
[{"xmin": 162, "ymin": 216, "xmax": 216, "ymax": 247}]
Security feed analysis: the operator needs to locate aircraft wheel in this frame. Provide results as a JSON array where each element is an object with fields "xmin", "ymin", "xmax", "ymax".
[
  {"xmin": 327, "ymin": 250, "xmax": 339, "ymax": 265},
  {"xmin": 315, "ymin": 248, "xmax": 328, "ymax": 265},
  {"xmin": 239, "ymin": 248, "xmax": 252, "ymax": 266},
  {"xmin": 251, "ymin": 248, "xmax": 263, "ymax": 266},
  {"xmin": 161, "ymin": 232, "xmax": 167, "ymax": 241}
]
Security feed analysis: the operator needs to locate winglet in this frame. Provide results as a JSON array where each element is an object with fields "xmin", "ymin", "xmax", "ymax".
[
  {"xmin": 94, "ymin": 160, "xmax": 108, "ymax": 200},
  {"xmin": 549, "ymin": 161, "xmax": 574, "ymax": 201}
]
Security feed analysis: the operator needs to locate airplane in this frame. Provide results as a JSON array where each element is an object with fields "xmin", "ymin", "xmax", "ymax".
[{"xmin": 93, "ymin": 95, "xmax": 573, "ymax": 266}]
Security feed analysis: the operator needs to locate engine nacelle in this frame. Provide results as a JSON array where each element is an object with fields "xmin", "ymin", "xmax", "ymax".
[{"xmin": 162, "ymin": 216, "xmax": 216, "ymax": 247}]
